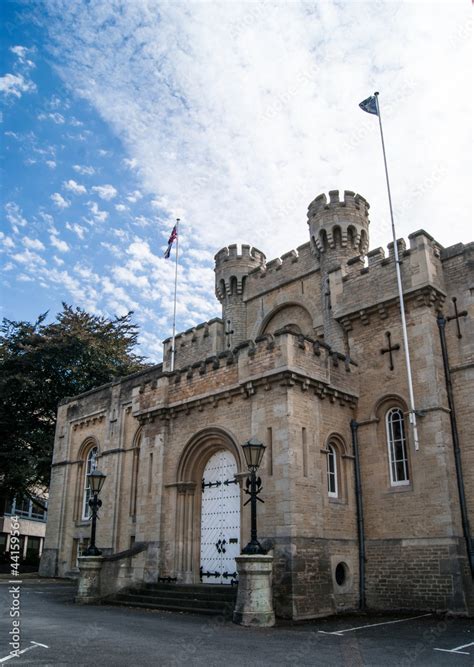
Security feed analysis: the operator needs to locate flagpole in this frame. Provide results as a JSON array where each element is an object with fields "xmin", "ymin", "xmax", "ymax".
[
  {"xmin": 374, "ymin": 92, "xmax": 420, "ymax": 451},
  {"xmin": 170, "ymin": 218, "xmax": 180, "ymax": 372}
]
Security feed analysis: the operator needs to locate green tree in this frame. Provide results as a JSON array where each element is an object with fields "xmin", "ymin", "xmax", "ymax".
[{"xmin": 0, "ymin": 303, "xmax": 149, "ymax": 501}]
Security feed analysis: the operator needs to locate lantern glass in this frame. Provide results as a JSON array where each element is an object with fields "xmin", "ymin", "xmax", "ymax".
[
  {"xmin": 88, "ymin": 469, "xmax": 106, "ymax": 495},
  {"xmin": 242, "ymin": 438, "xmax": 266, "ymax": 470}
]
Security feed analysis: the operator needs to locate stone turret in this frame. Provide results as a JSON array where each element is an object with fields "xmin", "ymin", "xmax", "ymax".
[
  {"xmin": 307, "ymin": 190, "xmax": 370, "ymax": 265},
  {"xmin": 307, "ymin": 190, "xmax": 370, "ymax": 350},
  {"xmin": 214, "ymin": 244, "xmax": 266, "ymax": 348}
]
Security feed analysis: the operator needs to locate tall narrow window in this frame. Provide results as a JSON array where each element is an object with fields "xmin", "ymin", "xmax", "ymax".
[
  {"xmin": 130, "ymin": 430, "xmax": 141, "ymax": 516},
  {"xmin": 302, "ymin": 427, "xmax": 308, "ymax": 477},
  {"xmin": 267, "ymin": 427, "xmax": 273, "ymax": 476},
  {"xmin": 327, "ymin": 444, "xmax": 338, "ymax": 497},
  {"xmin": 82, "ymin": 446, "xmax": 98, "ymax": 519},
  {"xmin": 386, "ymin": 408, "xmax": 409, "ymax": 485}
]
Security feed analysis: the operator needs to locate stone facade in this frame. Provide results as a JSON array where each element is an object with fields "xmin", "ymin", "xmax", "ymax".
[{"xmin": 40, "ymin": 190, "xmax": 474, "ymax": 618}]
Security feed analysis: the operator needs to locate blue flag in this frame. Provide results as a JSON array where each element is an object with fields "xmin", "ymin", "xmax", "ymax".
[{"xmin": 359, "ymin": 95, "xmax": 378, "ymax": 115}]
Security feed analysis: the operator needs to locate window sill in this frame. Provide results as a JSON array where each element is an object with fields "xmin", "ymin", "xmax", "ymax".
[
  {"xmin": 75, "ymin": 520, "xmax": 91, "ymax": 527},
  {"xmin": 384, "ymin": 484, "xmax": 413, "ymax": 494},
  {"xmin": 328, "ymin": 497, "xmax": 347, "ymax": 506}
]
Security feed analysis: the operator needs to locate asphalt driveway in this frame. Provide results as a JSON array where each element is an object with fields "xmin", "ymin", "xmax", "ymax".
[{"xmin": 0, "ymin": 578, "xmax": 472, "ymax": 666}]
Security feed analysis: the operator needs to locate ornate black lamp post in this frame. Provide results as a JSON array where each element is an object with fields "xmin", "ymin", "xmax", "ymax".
[
  {"xmin": 241, "ymin": 438, "xmax": 266, "ymax": 555},
  {"xmin": 83, "ymin": 469, "xmax": 106, "ymax": 556}
]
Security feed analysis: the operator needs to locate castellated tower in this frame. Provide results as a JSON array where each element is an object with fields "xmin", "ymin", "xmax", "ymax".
[
  {"xmin": 214, "ymin": 244, "xmax": 266, "ymax": 349},
  {"xmin": 307, "ymin": 190, "xmax": 370, "ymax": 351}
]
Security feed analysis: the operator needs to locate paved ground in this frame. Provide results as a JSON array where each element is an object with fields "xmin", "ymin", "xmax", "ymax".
[{"xmin": 0, "ymin": 579, "xmax": 472, "ymax": 666}]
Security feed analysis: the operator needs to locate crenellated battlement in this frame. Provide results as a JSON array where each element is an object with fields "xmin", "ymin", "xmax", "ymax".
[
  {"xmin": 162, "ymin": 318, "xmax": 224, "ymax": 372},
  {"xmin": 307, "ymin": 190, "xmax": 370, "ymax": 217},
  {"xmin": 331, "ymin": 230, "xmax": 447, "ymax": 328},
  {"xmin": 214, "ymin": 243, "xmax": 266, "ymax": 267},
  {"xmin": 307, "ymin": 190, "xmax": 370, "ymax": 258},
  {"xmin": 242, "ymin": 242, "xmax": 317, "ymax": 297},
  {"xmin": 136, "ymin": 329, "xmax": 359, "ymax": 421},
  {"xmin": 214, "ymin": 243, "xmax": 266, "ymax": 300}
]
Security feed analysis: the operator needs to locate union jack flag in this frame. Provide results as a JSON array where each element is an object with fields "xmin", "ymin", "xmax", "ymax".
[{"xmin": 164, "ymin": 223, "xmax": 178, "ymax": 258}]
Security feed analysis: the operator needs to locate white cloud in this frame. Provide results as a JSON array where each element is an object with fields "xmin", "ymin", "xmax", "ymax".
[
  {"xmin": 22, "ymin": 236, "xmax": 45, "ymax": 251},
  {"xmin": 122, "ymin": 157, "xmax": 138, "ymax": 169},
  {"xmin": 115, "ymin": 203, "xmax": 127, "ymax": 212},
  {"xmin": 46, "ymin": 160, "xmax": 57, "ymax": 169},
  {"xmin": 133, "ymin": 215, "xmax": 151, "ymax": 228},
  {"xmin": 51, "ymin": 192, "xmax": 70, "ymax": 209},
  {"xmin": 38, "ymin": 112, "xmax": 65, "ymax": 124},
  {"xmin": 65, "ymin": 222, "xmax": 87, "ymax": 239},
  {"xmin": 73, "ymin": 164, "xmax": 95, "ymax": 175},
  {"xmin": 5, "ymin": 202, "xmax": 27, "ymax": 231},
  {"xmin": 10, "ymin": 45, "xmax": 35, "ymax": 68},
  {"xmin": 10, "ymin": 45, "xmax": 28, "ymax": 59},
  {"xmin": 53, "ymin": 255, "xmax": 64, "ymax": 266},
  {"xmin": 48, "ymin": 94, "xmax": 63, "ymax": 109},
  {"xmin": 50, "ymin": 234, "xmax": 70, "ymax": 252},
  {"xmin": 42, "ymin": 267, "xmax": 97, "ymax": 308},
  {"xmin": 150, "ymin": 196, "xmax": 170, "ymax": 211},
  {"xmin": 38, "ymin": 1, "xmax": 471, "ymax": 256},
  {"xmin": 39, "ymin": 211, "xmax": 54, "ymax": 226},
  {"xmin": 64, "ymin": 179, "xmax": 87, "ymax": 195},
  {"xmin": 102, "ymin": 276, "xmax": 139, "ymax": 312},
  {"xmin": 126, "ymin": 190, "xmax": 142, "ymax": 203},
  {"xmin": 88, "ymin": 201, "xmax": 109, "ymax": 222},
  {"xmin": 0, "ymin": 73, "xmax": 36, "ymax": 98},
  {"xmin": 113, "ymin": 266, "xmax": 149, "ymax": 289},
  {"xmin": 100, "ymin": 241, "xmax": 123, "ymax": 258},
  {"xmin": 0, "ymin": 232, "xmax": 15, "ymax": 249},
  {"xmin": 92, "ymin": 184, "xmax": 117, "ymax": 200},
  {"xmin": 11, "ymin": 248, "xmax": 46, "ymax": 266}
]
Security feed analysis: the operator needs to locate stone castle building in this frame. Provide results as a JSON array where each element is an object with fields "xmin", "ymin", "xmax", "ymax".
[{"xmin": 40, "ymin": 190, "xmax": 473, "ymax": 618}]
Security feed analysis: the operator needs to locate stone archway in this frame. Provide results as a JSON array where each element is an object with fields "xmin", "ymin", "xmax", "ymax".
[
  {"xmin": 255, "ymin": 301, "xmax": 315, "ymax": 339},
  {"xmin": 174, "ymin": 428, "xmax": 243, "ymax": 584}
]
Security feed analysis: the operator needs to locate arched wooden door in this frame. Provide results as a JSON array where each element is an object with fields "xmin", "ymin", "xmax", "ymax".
[{"xmin": 200, "ymin": 450, "xmax": 240, "ymax": 584}]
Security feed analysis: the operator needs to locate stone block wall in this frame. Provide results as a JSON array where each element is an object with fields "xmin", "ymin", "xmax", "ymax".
[
  {"xmin": 162, "ymin": 318, "xmax": 224, "ymax": 371},
  {"xmin": 271, "ymin": 537, "xmax": 359, "ymax": 619},
  {"xmin": 365, "ymin": 538, "xmax": 473, "ymax": 613}
]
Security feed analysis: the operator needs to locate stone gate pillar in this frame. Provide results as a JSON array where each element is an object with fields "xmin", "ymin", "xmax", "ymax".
[
  {"xmin": 233, "ymin": 554, "xmax": 275, "ymax": 627},
  {"xmin": 75, "ymin": 556, "xmax": 104, "ymax": 604}
]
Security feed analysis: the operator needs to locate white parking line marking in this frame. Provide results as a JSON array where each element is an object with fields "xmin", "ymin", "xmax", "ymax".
[
  {"xmin": 318, "ymin": 613, "xmax": 432, "ymax": 636},
  {"xmin": 434, "ymin": 641, "xmax": 474, "ymax": 655},
  {"xmin": 0, "ymin": 641, "xmax": 49, "ymax": 663}
]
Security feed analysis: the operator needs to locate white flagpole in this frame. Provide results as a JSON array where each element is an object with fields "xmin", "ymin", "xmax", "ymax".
[
  {"xmin": 374, "ymin": 92, "xmax": 420, "ymax": 451},
  {"xmin": 170, "ymin": 218, "xmax": 180, "ymax": 372}
]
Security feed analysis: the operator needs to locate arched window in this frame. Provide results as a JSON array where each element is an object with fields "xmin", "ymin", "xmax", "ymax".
[
  {"xmin": 327, "ymin": 444, "xmax": 338, "ymax": 498},
  {"xmin": 229, "ymin": 275, "xmax": 238, "ymax": 295},
  {"xmin": 386, "ymin": 408, "xmax": 409, "ymax": 485},
  {"xmin": 82, "ymin": 446, "xmax": 98, "ymax": 519}
]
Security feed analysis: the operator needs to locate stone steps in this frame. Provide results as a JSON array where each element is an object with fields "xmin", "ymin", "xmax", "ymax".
[{"xmin": 108, "ymin": 583, "xmax": 237, "ymax": 617}]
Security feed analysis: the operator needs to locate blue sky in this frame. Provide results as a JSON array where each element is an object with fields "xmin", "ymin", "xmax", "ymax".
[{"xmin": 1, "ymin": 1, "xmax": 472, "ymax": 362}]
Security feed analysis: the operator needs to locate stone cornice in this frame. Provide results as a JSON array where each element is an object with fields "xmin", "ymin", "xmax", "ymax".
[
  {"xmin": 337, "ymin": 285, "xmax": 446, "ymax": 331},
  {"xmin": 71, "ymin": 414, "xmax": 106, "ymax": 431},
  {"xmin": 135, "ymin": 367, "xmax": 358, "ymax": 424},
  {"xmin": 51, "ymin": 446, "xmax": 135, "ymax": 468}
]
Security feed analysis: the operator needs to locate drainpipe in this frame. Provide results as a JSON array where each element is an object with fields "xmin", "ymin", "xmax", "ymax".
[
  {"xmin": 437, "ymin": 313, "xmax": 474, "ymax": 576},
  {"xmin": 350, "ymin": 419, "xmax": 366, "ymax": 609}
]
